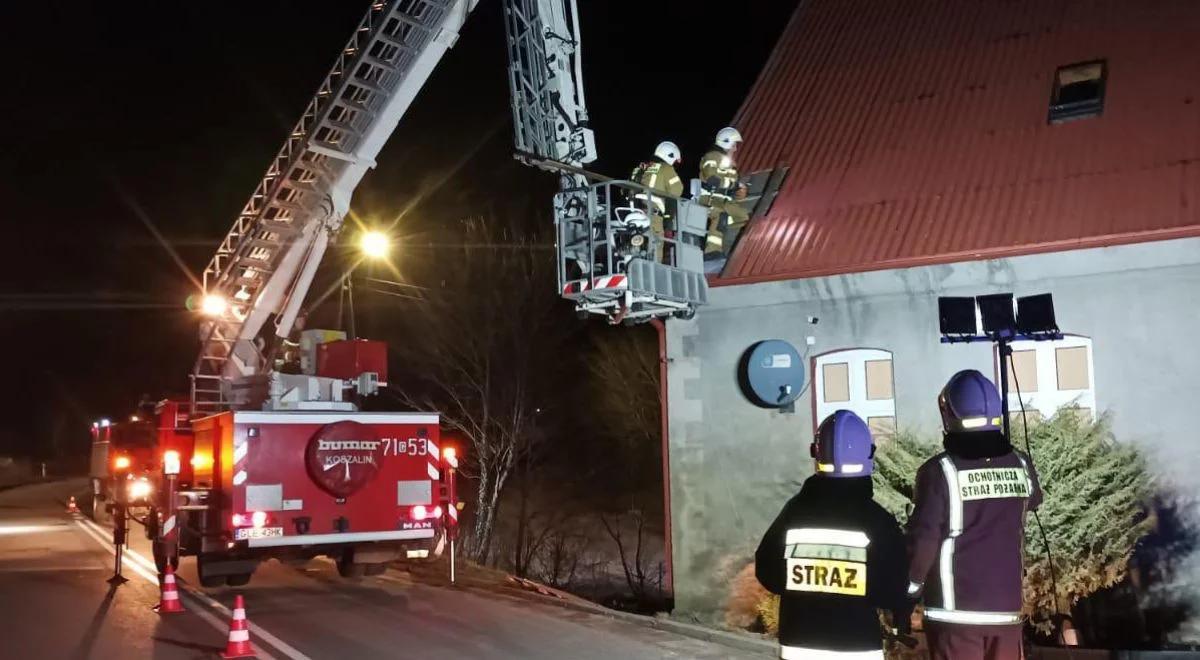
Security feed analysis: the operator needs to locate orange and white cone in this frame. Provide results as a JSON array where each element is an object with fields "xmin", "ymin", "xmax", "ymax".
[
  {"xmin": 66, "ymin": 497, "xmax": 78, "ymax": 514},
  {"xmin": 221, "ymin": 594, "xmax": 255, "ymax": 658},
  {"xmin": 153, "ymin": 564, "xmax": 185, "ymax": 614}
]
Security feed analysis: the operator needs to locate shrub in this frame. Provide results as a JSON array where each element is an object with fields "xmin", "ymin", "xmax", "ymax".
[{"xmin": 725, "ymin": 562, "xmax": 772, "ymax": 630}]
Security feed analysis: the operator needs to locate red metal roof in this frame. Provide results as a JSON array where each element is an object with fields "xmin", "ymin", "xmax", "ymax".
[{"xmin": 719, "ymin": 0, "xmax": 1200, "ymax": 285}]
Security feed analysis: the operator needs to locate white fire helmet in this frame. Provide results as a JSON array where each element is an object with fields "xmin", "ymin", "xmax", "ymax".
[
  {"xmin": 654, "ymin": 141, "xmax": 681, "ymax": 164},
  {"xmin": 715, "ymin": 126, "xmax": 743, "ymax": 151}
]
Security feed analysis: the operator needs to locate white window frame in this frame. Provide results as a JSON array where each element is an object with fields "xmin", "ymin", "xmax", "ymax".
[
  {"xmin": 812, "ymin": 348, "xmax": 896, "ymax": 434},
  {"xmin": 995, "ymin": 334, "xmax": 1095, "ymax": 421}
]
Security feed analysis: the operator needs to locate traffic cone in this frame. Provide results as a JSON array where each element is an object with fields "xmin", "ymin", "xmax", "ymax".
[
  {"xmin": 66, "ymin": 496, "xmax": 78, "ymax": 514},
  {"xmin": 220, "ymin": 594, "xmax": 255, "ymax": 658},
  {"xmin": 153, "ymin": 564, "xmax": 185, "ymax": 614}
]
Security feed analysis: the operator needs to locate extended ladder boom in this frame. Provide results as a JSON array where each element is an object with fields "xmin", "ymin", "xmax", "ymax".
[
  {"xmin": 502, "ymin": 0, "xmax": 595, "ymax": 175},
  {"xmin": 501, "ymin": 0, "xmax": 709, "ymax": 324},
  {"xmin": 193, "ymin": 0, "xmax": 479, "ymax": 414}
]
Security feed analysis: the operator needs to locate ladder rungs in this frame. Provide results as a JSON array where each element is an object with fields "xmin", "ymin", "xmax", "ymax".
[
  {"xmin": 348, "ymin": 75, "xmax": 386, "ymax": 95},
  {"xmin": 323, "ymin": 118, "xmax": 363, "ymax": 135},
  {"xmin": 236, "ymin": 256, "xmax": 272, "ymax": 268},
  {"xmin": 248, "ymin": 238, "xmax": 285, "ymax": 250},
  {"xmin": 335, "ymin": 98, "xmax": 377, "ymax": 116},
  {"xmin": 363, "ymin": 54, "xmax": 399, "ymax": 72},
  {"xmin": 269, "ymin": 197, "xmax": 311, "ymax": 214},
  {"xmin": 259, "ymin": 221, "xmax": 301, "ymax": 236}
]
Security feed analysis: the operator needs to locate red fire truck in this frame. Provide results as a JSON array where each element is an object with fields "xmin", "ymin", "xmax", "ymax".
[
  {"xmin": 91, "ymin": 343, "xmax": 461, "ymax": 587},
  {"xmin": 177, "ymin": 407, "xmax": 453, "ymax": 586},
  {"xmin": 88, "ymin": 402, "xmax": 192, "ymax": 522}
]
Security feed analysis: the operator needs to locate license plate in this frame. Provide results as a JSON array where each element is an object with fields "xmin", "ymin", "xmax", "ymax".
[{"xmin": 234, "ymin": 527, "xmax": 284, "ymax": 541}]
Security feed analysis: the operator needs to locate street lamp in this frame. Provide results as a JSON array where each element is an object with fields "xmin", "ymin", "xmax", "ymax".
[
  {"xmin": 339, "ymin": 230, "xmax": 393, "ymax": 340},
  {"xmin": 359, "ymin": 230, "xmax": 390, "ymax": 260}
]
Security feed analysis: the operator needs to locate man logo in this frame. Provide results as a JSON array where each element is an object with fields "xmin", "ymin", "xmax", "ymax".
[{"xmin": 305, "ymin": 421, "xmax": 384, "ymax": 498}]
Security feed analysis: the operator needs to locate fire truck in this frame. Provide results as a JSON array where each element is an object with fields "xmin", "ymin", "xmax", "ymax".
[
  {"xmin": 88, "ymin": 408, "xmax": 186, "ymax": 522},
  {"xmin": 92, "ymin": 348, "xmax": 460, "ymax": 586}
]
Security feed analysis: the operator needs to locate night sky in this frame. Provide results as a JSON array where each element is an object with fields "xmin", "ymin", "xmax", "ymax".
[{"xmin": 0, "ymin": 1, "xmax": 794, "ymax": 458}]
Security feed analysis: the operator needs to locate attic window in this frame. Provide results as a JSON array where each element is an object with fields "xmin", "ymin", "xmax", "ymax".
[{"xmin": 1049, "ymin": 60, "xmax": 1106, "ymax": 123}]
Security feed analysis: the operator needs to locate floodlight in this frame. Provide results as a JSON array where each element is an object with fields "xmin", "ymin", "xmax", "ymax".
[
  {"xmin": 977, "ymin": 293, "xmax": 1016, "ymax": 335},
  {"xmin": 938, "ymin": 297, "xmax": 978, "ymax": 335},
  {"xmin": 1017, "ymin": 294, "xmax": 1059, "ymax": 335}
]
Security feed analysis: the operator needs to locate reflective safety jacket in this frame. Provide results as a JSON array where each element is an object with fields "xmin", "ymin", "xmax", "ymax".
[
  {"xmin": 630, "ymin": 159, "xmax": 683, "ymax": 214},
  {"xmin": 756, "ymin": 476, "xmax": 910, "ymax": 657},
  {"xmin": 699, "ymin": 147, "xmax": 739, "ymax": 197},
  {"xmin": 906, "ymin": 448, "xmax": 1042, "ymax": 626}
]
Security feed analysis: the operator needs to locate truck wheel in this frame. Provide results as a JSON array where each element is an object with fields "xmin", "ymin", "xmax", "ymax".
[
  {"xmin": 336, "ymin": 558, "xmax": 366, "ymax": 579},
  {"xmin": 364, "ymin": 562, "xmax": 387, "ymax": 577},
  {"xmin": 226, "ymin": 573, "xmax": 252, "ymax": 587},
  {"xmin": 197, "ymin": 555, "xmax": 228, "ymax": 588}
]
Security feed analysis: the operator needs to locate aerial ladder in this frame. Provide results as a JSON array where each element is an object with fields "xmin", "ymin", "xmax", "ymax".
[
  {"xmin": 501, "ymin": 0, "xmax": 710, "ymax": 324},
  {"xmin": 192, "ymin": 0, "xmax": 481, "ymax": 414},
  {"xmin": 192, "ymin": 0, "xmax": 712, "ymax": 414}
]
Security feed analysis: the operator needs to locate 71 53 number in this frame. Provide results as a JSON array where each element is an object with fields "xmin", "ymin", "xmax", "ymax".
[{"xmin": 381, "ymin": 438, "xmax": 428, "ymax": 457}]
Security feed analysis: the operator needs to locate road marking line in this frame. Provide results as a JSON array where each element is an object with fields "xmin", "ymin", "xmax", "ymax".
[
  {"xmin": 0, "ymin": 565, "xmax": 109, "ymax": 572},
  {"xmin": 78, "ymin": 517, "xmax": 313, "ymax": 660},
  {"xmin": 73, "ymin": 523, "xmax": 314, "ymax": 660},
  {"xmin": 72, "ymin": 517, "xmax": 313, "ymax": 660},
  {"xmin": 71, "ymin": 521, "xmax": 271, "ymax": 655}
]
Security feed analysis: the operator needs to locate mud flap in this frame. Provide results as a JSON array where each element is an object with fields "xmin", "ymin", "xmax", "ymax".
[{"xmin": 433, "ymin": 529, "xmax": 447, "ymax": 558}]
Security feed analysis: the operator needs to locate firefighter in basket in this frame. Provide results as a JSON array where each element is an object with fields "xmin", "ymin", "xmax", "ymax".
[
  {"xmin": 629, "ymin": 140, "xmax": 685, "ymax": 264},
  {"xmin": 698, "ymin": 126, "xmax": 750, "ymax": 257}
]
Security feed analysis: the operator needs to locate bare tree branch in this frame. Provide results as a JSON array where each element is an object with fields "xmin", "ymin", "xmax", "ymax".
[{"xmin": 382, "ymin": 215, "xmax": 574, "ymax": 561}]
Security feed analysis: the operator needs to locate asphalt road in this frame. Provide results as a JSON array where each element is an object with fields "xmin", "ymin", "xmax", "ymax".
[{"xmin": 0, "ymin": 480, "xmax": 767, "ymax": 659}]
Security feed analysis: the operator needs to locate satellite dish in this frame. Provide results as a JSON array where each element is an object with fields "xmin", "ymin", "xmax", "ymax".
[{"xmin": 739, "ymin": 340, "xmax": 805, "ymax": 410}]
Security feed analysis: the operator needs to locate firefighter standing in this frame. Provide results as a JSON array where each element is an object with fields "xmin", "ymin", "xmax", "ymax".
[
  {"xmin": 756, "ymin": 410, "xmax": 912, "ymax": 659},
  {"xmin": 630, "ymin": 141, "xmax": 684, "ymax": 263},
  {"xmin": 699, "ymin": 126, "xmax": 750, "ymax": 256},
  {"xmin": 906, "ymin": 370, "xmax": 1043, "ymax": 660}
]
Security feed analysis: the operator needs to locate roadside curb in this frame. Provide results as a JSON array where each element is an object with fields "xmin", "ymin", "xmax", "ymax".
[{"xmin": 462, "ymin": 581, "xmax": 777, "ymax": 657}]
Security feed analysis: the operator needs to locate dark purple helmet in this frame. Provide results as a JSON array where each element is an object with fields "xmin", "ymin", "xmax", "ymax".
[
  {"xmin": 939, "ymin": 369, "xmax": 1003, "ymax": 433},
  {"xmin": 811, "ymin": 410, "xmax": 875, "ymax": 477}
]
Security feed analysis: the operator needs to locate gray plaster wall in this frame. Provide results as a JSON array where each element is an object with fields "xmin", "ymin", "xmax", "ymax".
[{"xmin": 666, "ymin": 237, "xmax": 1200, "ymax": 620}]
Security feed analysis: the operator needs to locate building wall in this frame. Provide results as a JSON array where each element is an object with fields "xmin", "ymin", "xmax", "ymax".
[{"xmin": 666, "ymin": 237, "xmax": 1200, "ymax": 618}]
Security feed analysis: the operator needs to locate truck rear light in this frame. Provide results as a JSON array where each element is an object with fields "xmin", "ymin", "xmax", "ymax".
[
  {"xmin": 410, "ymin": 505, "xmax": 428, "ymax": 521},
  {"xmin": 232, "ymin": 513, "xmax": 245, "ymax": 527},
  {"xmin": 431, "ymin": 505, "xmax": 443, "ymax": 519},
  {"xmin": 251, "ymin": 511, "xmax": 267, "ymax": 528}
]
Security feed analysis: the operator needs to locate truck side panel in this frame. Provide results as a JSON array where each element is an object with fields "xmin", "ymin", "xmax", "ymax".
[{"xmin": 226, "ymin": 411, "xmax": 441, "ymax": 549}]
